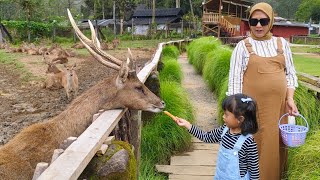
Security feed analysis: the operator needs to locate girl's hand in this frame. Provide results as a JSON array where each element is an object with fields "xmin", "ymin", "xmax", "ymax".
[
  {"xmin": 286, "ymin": 98, "xmax": 299, "ymax": 116},
  {"xmin": 175, "ymin": 117, "xmax": 192, "ymax": 130}
]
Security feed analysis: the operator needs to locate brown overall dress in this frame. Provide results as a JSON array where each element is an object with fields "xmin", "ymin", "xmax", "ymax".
[{"xmin": 242, "ymin": 38, "xmax": 288, "ymax": 180}]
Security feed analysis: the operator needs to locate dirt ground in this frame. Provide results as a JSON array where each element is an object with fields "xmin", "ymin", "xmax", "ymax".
[{"xmin": 0, "ymin": 47, "xmax": 155, "ymax": 146}]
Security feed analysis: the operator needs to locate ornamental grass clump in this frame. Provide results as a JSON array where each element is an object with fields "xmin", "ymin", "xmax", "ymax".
[
  {"xmin": 287, "ymin": 130, "xmax": 320, "ymax": 179},
  {"xmin": 159, "ymin": 57, "xmax": 183, "ymax": 83},
  {"xmin": 140, "ymin": 81, "xmax": 194, "ymax": 179},
  {"xmin": 294, "ymin": 84, "xmax": 320, "ymax": 130},
  {"xmin": 203, "ymin": 46, "xmax": 232, "ymax": 94},
  {"xmin": 162, "ymin": 45, "xmax": 180, "ymax": 59},
  {"xmin": 187, "ymin": 37, "xmax": 221, "ymax": 73}
]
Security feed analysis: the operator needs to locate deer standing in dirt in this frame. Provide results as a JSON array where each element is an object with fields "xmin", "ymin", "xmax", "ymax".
[{"xmin": 0, "ymin": 10, "xmax": 165, "ymax": 180}]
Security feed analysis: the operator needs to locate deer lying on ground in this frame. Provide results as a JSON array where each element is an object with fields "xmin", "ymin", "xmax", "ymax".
[
  {"xmin": 112, "ymin": 38, "xmax": 120, "ymax": 49},
  {"xmin": 0, "ymin": 10, "xmax": 165, "ymax": 180},
  {"xmin": 43, "ymin": 55, "xmax": 78, "ymax": 99}
]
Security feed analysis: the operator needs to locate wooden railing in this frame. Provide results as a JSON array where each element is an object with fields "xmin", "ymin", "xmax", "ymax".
[
  {"xmin": 202, "ymin": 12, "xmax": 219, "ymax": 23},
  {"xmin": 37, "ymin": 39, "xmax": 190, "ymax": 180},
  {"xmin": 219, "ymin": 16, "xmax": 237, "ymax": 36},
  {"xmin": 202, "ymin": 12, "xmax": 240, "ymax": 36}
]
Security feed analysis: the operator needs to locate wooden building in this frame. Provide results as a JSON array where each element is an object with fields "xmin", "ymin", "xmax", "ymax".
[
  {"xmin": 128, "ymin": 8, "xmax": 184, "ymax": 36},
  {"xmin": 202, "ymin": 0, "xmax": 309, "ymax": 41},
  {"xmin": 202, "ymin": 0, "xmax": 253, "ymax": 37}
]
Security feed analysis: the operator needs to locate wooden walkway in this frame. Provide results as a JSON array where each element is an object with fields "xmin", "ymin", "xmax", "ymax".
[{"xmin": 156, "ymin": 54, "xmax": 219, "ymax": 179}]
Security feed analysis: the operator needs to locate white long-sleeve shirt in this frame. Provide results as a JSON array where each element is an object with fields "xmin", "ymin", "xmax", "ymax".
[{"xmin": 227, "ymin": 36, "xmax": 298, "ymax": 96}]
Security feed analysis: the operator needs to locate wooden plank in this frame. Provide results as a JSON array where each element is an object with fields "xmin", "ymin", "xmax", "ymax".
[
  {"xmin": 169, "ymin": 174, "xmax": 214, "ymax": 180},
  {"xmin": 300, "ymin": 81, "xmax": 320, "ymax": 93},
  {"xmin": 156, "ymin": 165, "xmax": 215, "ymax": 176},
  {"xmin": 171, "ymin": 150, "xmax": 217, "ymax": 166},
  {"xmin": 297, "ymin": 72, "xmax": 320, "ymax": 88},
  {"xmin": 192, "ymin": 143, "xmax": 219, "ymax": 150},
  {"xmin": 38, "ymin": 109, "xmax": 126, "ymax": 180}
]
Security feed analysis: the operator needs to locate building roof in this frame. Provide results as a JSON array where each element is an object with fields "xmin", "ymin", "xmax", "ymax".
[
  {"xmin": 132, "ymin": 8, "xmax": 184, "ymax": 18},
  {"xmin": 78, "ymin": 19, "xmax": 128, "ymax": 28},
  {"xmin": 129, "ymin": 8, "xmax": 184, "ymax": 25},
  {"xmin": 129, "ymin": 17, "xmax": 180, "ymax": 25}
]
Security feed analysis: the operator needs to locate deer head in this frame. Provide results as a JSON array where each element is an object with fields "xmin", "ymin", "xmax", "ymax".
[{"xmin": 67, "ymin": 9, "xmax": 165, "ymax": 112}]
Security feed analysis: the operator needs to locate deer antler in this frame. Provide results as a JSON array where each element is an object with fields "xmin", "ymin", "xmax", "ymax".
[{"xmin": 67, "ymin": 9, "xmax": 122, "ymax": 70}]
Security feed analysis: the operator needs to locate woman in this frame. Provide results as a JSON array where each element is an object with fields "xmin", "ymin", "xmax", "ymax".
[{"xmin": 227, "ymin": 2, "xmax": 299, "ymax": 180}]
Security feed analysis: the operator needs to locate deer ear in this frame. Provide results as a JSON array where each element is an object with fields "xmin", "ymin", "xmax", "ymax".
[{"xmin": 116, "ymin": 58, "xmax": 130, "ymax": 86}]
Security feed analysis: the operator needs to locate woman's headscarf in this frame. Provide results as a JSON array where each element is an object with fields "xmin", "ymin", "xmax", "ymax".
[{"xmin": 249, "ymin": 2, "xmax": 274, "ymax": 40}]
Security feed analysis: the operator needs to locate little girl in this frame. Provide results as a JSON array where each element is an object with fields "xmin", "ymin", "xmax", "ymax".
[{"xmin": 172, "ymin": 94, "xmax": 259, "ymax": 180}]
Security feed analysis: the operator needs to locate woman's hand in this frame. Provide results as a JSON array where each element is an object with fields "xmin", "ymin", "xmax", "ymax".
[
  {"xmin": 175, "ymin": 117, "xmax": 192, "ymax": 130},
  {"xmin": 286, "ymin": 97, "xmax": 299, "ymax": 116}
]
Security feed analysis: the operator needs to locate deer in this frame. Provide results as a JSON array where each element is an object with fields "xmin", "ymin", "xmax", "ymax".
[
  {"xmin": 112, "ymin": 38, "xmax": 120, "ymax": 49},
  {"xmin": 0, "ymin": 9, "xmax": 165, "ymax": 180},
  {"xmin": 43, "ymin": 55, "xmax": 78, "ymax": 99}
]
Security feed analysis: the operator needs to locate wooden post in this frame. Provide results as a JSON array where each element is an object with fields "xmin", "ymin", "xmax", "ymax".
[
  {"xmin": 218, "ymin": 0, "xmax": 222, "ymax": 38},
  {"xmin": 51, "ymin": 149, "xmax": 64, "ymax": 164},
  {"xmin": 32, "ymin": 162, "xmax": 49, "ymax": 180},
  {"xmin": 129, "ymin": 110, "xmax": 142, "ymax": 180}
]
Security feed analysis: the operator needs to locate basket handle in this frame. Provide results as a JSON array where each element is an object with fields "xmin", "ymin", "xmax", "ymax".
[{"xmin": 278, "ymin": 113, "xmax": 309, "ymax": 130}]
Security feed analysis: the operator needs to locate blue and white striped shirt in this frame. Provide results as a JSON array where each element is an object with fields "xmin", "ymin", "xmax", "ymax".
[{"xmin": 189, "ymin": 124, "xmax": 260, "ymax": 180}]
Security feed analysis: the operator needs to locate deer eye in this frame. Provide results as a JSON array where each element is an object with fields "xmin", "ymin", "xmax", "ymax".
[{"xmin": 135, "ymin": 86, "xmax": 145, "ymax": 94}]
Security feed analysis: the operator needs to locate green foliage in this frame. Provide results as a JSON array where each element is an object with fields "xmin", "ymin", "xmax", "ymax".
[
  {"xmin": 203, "ymin": 46, "xmax": 232, "ymax": 94},
  {"xmin": 159, "ymin": 57, "xmax": 183, "ymax": 83},
  {"xmin": 140, "ymin": 47, "xmax": 194, "ymax": 178},
  {"xmin": 287, "ymin": 130, "xmax": 320, "ymax": 179},
  {"xmin": 295, "ymin": 0, "xmax": 320, "ymax": 22},
  {"xmin": 186, "ymin": 37, "xmax": 221, "ymax": 74},
  {"xmin": 162, "ymin": 45, "xmax": 180, "ymax": 59},
  {"xmin": 0, "ymin": 50, "xmax": 37, "ymax": 82},
  {"xmin": 294, "ymin": 84, "xmax": 320, "ymax": 129},
  {"xmin": 293, "ymin": 54, "xmax": 320, "ymax": 76},
  {"xmin": 217, "ymin": 78, "xmax": 229, "ymax": 124}
]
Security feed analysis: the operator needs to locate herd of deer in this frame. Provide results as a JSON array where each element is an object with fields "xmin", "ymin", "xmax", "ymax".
[{"xmin": 0, "ymin": 9, "xmax": 165, "ymax": 180}]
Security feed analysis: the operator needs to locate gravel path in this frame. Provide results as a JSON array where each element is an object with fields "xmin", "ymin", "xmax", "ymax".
[{"xmin": 178, "ymin": 53, "xmax": 218, "ymax": 130}]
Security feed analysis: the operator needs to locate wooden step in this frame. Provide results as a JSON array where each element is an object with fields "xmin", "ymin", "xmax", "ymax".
[
  {"xmin": 171, "ymin": 150, "xmax": 217, "ymax": 166},
  {"xmin": 169, "ymin": 174, "xmax": 214, "ymax": 180},
  {"xmin": 156, "ymin": 165, "xmax": 215, "ymax": 176}
]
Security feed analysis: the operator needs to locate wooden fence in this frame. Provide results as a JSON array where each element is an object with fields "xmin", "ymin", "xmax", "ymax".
[
  {"xmin": 291, "ymin": 36, "xmax": 320, "ymax": 45},
  {"xmin": 36, "ymin": 39, "xmax": 190, "ymax": 180}
]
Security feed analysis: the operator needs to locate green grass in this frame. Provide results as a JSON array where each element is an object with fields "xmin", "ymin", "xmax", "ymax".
[
  {"xmin": 287, "ymin": 130, "xmax": 320, "ymax": 179},
  {"xmin": 291, "ymin": 46, "xmax": 320, "ymax": 54},
  {"xmin": 0, "ymin": 50, "xmax": 39, "ymax": 82},
  {"xmin": 293, "ymin": 54, "xmax": 320, "ymax": 76},
  {"xmin": 140, "ymin": 45, "xmax": 194, "ymax": 179}
]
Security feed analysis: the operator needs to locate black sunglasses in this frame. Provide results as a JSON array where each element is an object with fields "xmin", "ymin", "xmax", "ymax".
[{"xmin": 249, "ymin": 18, "xmax": 270, "ymax": 26}]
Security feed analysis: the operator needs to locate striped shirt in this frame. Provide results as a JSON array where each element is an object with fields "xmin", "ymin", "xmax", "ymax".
[
  {"xmin": 189, "ymin": 124, "xmax": 260, "ymax": 180},
  {"xmin": 227, "ymin": 36, "xmax": 298, "ymax": 96}
]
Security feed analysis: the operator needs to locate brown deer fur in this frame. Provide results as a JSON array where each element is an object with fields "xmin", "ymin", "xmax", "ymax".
[{"xmin": 0, "ymin": 10, "xmax": 165, "ymax": 179}]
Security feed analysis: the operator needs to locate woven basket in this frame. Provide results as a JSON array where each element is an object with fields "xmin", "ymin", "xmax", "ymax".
[{"xmin": 278, "ymin": 113, "xmax": 309, "ymax": 147}]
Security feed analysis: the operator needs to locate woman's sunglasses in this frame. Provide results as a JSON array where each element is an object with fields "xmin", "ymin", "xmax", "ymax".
[{"xmin": 249, "ymin": 18, "xmax": 270, "ymax": 26}]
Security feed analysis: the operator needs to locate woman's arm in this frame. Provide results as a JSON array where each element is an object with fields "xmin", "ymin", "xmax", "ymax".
[
  {"xmin": 286, "ymin": 88, "xmax": 299, "ymax": 115},
  {"xmin": 282, "ymin": 37, "xmax": 298, "ymax": 89},
  {"xmin": 282, "ymin": 38, "xmax": 299, "ymax": 115},
  {"xmin": 227, "ymin": 41, "xmax": 247, "ymax": 96}
]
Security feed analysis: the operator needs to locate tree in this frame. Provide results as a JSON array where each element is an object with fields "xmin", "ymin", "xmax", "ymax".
[{"xmin": 296, "ymin": 0, "xmax": 320, "ymax": 22}]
